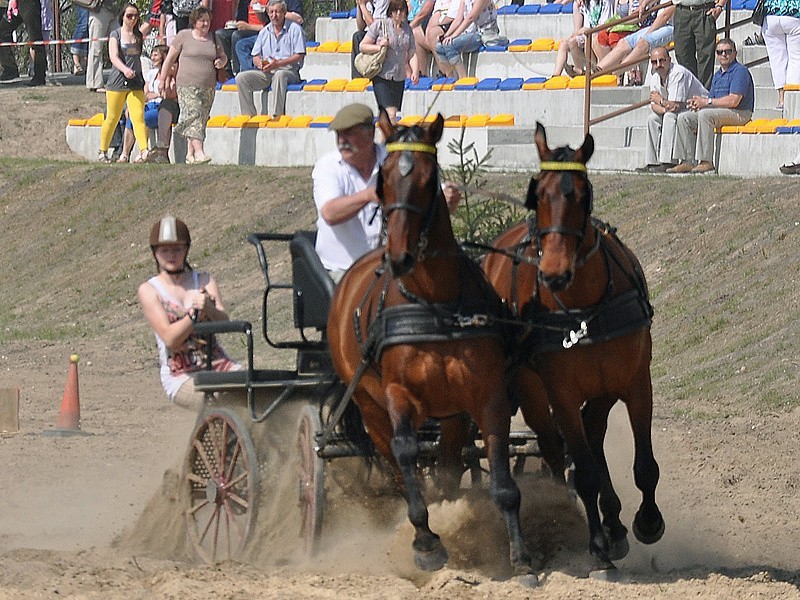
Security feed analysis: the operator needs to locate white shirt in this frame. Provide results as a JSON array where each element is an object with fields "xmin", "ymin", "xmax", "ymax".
[
  {"xmin": 647, "ymin": 61, "xmax": 708, "ymax": 104},
  {"xmin": 312, "ymin": 144, "xmax": 388, "ymax": 271}
]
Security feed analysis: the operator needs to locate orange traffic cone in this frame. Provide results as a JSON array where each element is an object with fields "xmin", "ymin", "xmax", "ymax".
[{"xmin": 43, "ymin": 354, "xmax": 90, "ymax": 437}]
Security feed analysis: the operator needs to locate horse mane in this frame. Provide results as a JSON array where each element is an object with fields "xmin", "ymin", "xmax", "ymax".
[{"xmin": 386, "ymin": 123, "xmax": 425, "ymax": 144}]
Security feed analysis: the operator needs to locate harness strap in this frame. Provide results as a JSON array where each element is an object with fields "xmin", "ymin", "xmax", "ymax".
[
  {"xmin": 539, "ymin": 161, "xmax": 587, "ymax": 172},
  {"xmin": 386, "ymin": 142, "xmax": 438, "ymax": 154}
]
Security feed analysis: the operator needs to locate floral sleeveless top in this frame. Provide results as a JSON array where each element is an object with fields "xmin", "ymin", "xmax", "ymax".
[{"xmin": 147, "ymin": 272, "xmax": 238, "ymax": 400}]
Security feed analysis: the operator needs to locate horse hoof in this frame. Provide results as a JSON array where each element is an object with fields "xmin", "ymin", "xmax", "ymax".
[
  {"xmin": 633, "ymin": 509, "xmax": 665, "ymax": 545},
  {"xmin": 414, "ymin": 544, "xmax": 449, "ymax": 572},
  {"xmin": 607, "ymin": 534, "xmax": 630, "ymax": 561},
  {"xmin": 513, "ymin": 573, "xmax": 539, "ymax": 588},
  {"xmin": 589, "ymin": 565, "xmax": 620, "ymax": 582}
]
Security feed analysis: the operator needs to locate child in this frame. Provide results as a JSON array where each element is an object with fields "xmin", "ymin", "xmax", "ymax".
[
  {"xmin": 145, "ymin": 44, "xmax": 180, "ymax": 163},
  {"xmin": 552, "ymin": 0, "xmax": 614, "ymax": 77}
]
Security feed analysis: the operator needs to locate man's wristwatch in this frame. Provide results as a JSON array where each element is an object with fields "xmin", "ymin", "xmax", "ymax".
[{"xmin": 707, "ymin": 97, "xmax": 713, "ymax": 107}]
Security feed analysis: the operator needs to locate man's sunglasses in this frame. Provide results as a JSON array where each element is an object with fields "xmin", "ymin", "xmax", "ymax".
[
  {"xmin": 650, "ymin": 58, "xmax": 668, "ymax": 64},
  {"xmin": 716, "ymin": 48, "xmax": 734, "ymax": 56}
]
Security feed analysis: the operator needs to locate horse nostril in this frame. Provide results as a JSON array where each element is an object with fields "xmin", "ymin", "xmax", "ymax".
[
  {"xmin": 390, "ymin": 253, "xmax": 416, "ymax": 277},
  {"xmin": 539, "ymin": 270, "xmax": 573, "ymax": 292}
]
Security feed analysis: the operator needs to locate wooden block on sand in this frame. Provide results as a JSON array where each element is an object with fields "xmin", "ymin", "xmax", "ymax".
[{"xmin": 0, "ymin": 388, "xmax": 20, "ymax": 432}]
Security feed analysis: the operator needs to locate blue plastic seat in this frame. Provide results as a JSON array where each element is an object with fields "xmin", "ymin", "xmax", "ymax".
[
  {"xmin": 482, "ymin": 41, "xmax": 508, "ymax": 52},
  {"xmin": 540, "ymin": 3, "xmax": 563, "ymax": 14},
  {"xmin": 498, "ymin": 77, "xmax": 524, "ymax": 91},
  {"xmin": 509, "ymin": 38, "xmax": 532, "ymax": 46},
  {"xmin": 432, "ymin": 76, "xmax": 456, "ymax": 86},
  {"xmin": 730, "ymin": 0, "xmax": 746, "ymax": 8},
  {"xmin": 287, "ymin": 80, "xmax": 306, "ymax": 91},
  {"xmin": 743, "ymin": 0, "xmax": 757, "ymax": 8},
  {"xmin": 349, "ymin": 7, "xmax": 357, "ymax": 17},
  {"xmin": 562, "ymin": 3, "xmax": 573, "ymax": 13},
  {"xmin": 517, "ymin": 4, "xmax": 541, "ymax": 14},
  {"xmin": 329, "ymin": 10, "xmax": 350, "ymax": 18},
  {"xmin": 497, "ymin": 4, "xmax": 519, "ymax": 13},
  {"xmin": 776, "ymin": 126, "xmax": 794, "ymax": 134},
  {"xmin": 305, "ymin": 41, "xmax": 320, "ymax": 49},
  {"xmin": 408, "ymin": 76, "xmax": 434, "ymax": 90},
  {"xmin": 476, "ymin": 77, "xmax": 501, "ymax": 90},
  {"xmin": 524, "ymin": 76, "xmax": 547, "ymax": 84}
]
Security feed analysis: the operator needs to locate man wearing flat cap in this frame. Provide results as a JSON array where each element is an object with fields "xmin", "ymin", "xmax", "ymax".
[{"xmin": 313, "ymin": 103, "xmax": 460, "ymax": 283}]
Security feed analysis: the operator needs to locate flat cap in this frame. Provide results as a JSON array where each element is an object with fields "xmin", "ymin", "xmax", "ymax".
[{"xmin": 329, "ymin": 103, "xmax": 374, "ymax": 131}]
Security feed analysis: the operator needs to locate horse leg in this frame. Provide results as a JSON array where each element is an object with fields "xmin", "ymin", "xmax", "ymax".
[
  {"xmin": 551, "ymin": 400, "xmax": 616, "ymax": 574},
  {"xmin": 515, "ymin": 368, "xmax": 567, "ymax": 482},
  {"xmin": 581, "ymin": 398, "xmax": 629, "ymax": 561},
  {"xmin": 480, "ymin": 397, "xmax": 536, "ymax": 583},
  {"xmin": 437, "ymin": 413, "xmax": 470, "ymax": 500},
  {"xmin": 623, "ymin": 372, "xmax": 665, "ymax": 545},
  {"xmin": 386, "ymin": 386, "xmax": 448, "ymax": 571}
]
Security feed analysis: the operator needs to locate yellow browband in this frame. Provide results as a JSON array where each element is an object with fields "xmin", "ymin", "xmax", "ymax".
[
  {"xmin": 539, "ymin": 161, "xmax": 587, "ymax": 173},
  {"xmin": 385, "ymin": 142, "xmax": 438, "ymax": 155}
]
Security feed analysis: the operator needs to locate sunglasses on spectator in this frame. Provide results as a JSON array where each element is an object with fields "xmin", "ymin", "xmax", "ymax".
[
  {"xmin": 715, "ymin": 48, "xmax": 734, "ymax": 55},
  {"xmin": 650, "ymin": 58, "xmax": 668, "ymax": 64},
  {"xmin": 124, "ymin": 12, "xmax": 138, "ymax": 18}
]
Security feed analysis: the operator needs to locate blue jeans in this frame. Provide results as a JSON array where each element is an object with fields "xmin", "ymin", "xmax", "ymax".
[
  {"xmin": 71, "ymin": 7, "xmax": 89, "ymax": 56},
  {"xmin": 435, "ymin": 31, "xmax": 481, "ymax": 66},
  {"xmin": 215, "ymin": 27, "xmax": 258, "ymax": 75},
  {"xmin": 235, "ymin": 36, "xmax": 257, "ymax": 72}
]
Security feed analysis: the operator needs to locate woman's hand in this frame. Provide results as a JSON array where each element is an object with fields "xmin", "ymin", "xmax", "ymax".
[
  {"xmin": 183, "ymin": 289, "xmax": 214, "ymax": 319},
  {"xmin": 124, "ymin": 66, "xmax": 136, "ymax": 79},
  {"xmin": 378, "ymin": 37, "xmax": 389, "ymax": 48}
]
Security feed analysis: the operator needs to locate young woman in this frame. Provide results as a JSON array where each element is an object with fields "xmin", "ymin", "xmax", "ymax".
[
  {"xmin": 98, "ymin": 3, "xmax": 149, "ymax": 163},
  {"xmin": 359, "ymin": 0, "xmax": 417, "ymax": 122},
  {"xmin": 159, "ymin": 6, "xmax": 227, "ymax": 164},
  {"xmin": 138, "ymin": 216, "xmax": 239, "ymax": 410}
]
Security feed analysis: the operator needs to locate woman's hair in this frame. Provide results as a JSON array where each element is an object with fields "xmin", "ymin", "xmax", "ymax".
[
  {"xmin": 387, "ymin": 0, "xmax": 408, "ymax": 15},
  {"xmin": 189, "ymin": 6, "xmax": 212, "ymax": 27},
  {"xmin": 119, "ymin": 3, "xmax": 144, "ymax": 45}
]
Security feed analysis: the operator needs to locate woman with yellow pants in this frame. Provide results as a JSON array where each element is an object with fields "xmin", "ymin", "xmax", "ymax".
[{"xmin": 98, "ymin": 3, "xmax": 149, "ymax": 163}]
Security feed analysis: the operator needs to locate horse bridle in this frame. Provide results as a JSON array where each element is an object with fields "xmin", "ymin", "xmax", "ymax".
[
  {"xmin": 380, "ymin": 140, "xmax": 441, "ymax": 260},
  {"xmin": 529, "ymin": 160, "xmax": 594, "ymax": 246}
]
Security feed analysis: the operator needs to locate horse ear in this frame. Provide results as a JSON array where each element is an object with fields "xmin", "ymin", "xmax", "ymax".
[
  {"xmin": 377, "ymin": 108, "xmax": 394, "ymax": 140},
  {"xmin": 534, "ymin": 121, "xmax": 551, "ymax": 163},
  {"xmin": 427, "ymin": 113, "xmax": 445, "ymax": 144},
  {"xmin": 575, "ymin": 132, "xmax": 595, "ymax": 164},
  {"xmin": 524, "ymin": 176, "xmax": 538, "ymax": 210}
]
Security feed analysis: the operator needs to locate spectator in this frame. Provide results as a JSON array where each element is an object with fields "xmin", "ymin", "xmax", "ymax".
[
  {"xmin": 761, "ymin": 0, "xmax": 800, "ymax": 110},
  {"xmin": 0, "ymin": 0, "xmax": 46, "ymax": 85},
  {"xmin": 597, "ymin": 0, "xmax": 643, "ymax": 54},
  {"xmin": 352, "ymin": 0, "xmax": 389, "ymax": 78},
  {"xmin": 145, "ymin": 44, "xmax": 181, "ymax": 162},
  {"xmin": 667, "ymin": 38, "xmax": 753, "ymax": 174},
  {"xmin": 233, "ymin": 0, "xmax": 302, "ymax": 73},
  {"xmin": 596, "ymin": 0, "xmax": 675, "ymax": 78},
  {"xmin": 70, "ymin": 6, "xmax": 89, "ymax": 76},
  {"xmin": 408, "ymin": 0, "xmax": 434, "ymax": 78},
  {"xmin": 215, "ymin": 0, "xmax": 264, "ymax": 78},
  {"xmin": 552, "ymin": 0, "xmax": 614, "ymax": 77},
  {"xmin": 672, "ymin": 0, "xmax": 726, "ymax": 89},
  {"xmin": 434, "ymin": 0, "xmax": 498, "ymax": 80},
  {"xmin": 313, "ymin": 103, "xmax": 461, "ymax": 281},
  {"xmin": 235, "ymin": 0, "xmax": 304, "ymax": 117},
  {"xmin": 159, "ymin": 6, "xmax": 227, "ymax": 164},
  {"xmin": 635, "ymin": 46, "xmax": 707, "ymax": 172},
  {"xmin": 86, "ymin": 0, "xmax": 119, "ymax": 92},
  {"xmin": 171, "ymin": 0, "xmax": 208, "ymax": 33},
  {"xmin": 138, "ymin": 216, "xmax": 240, "ymax": 411},
  {"xmin": 98, "ymin": 3, "xmax": 149, "ymax": 164},
  {"xmin": 359, "ymin": 0, "xmax": 416, "ymax": 121},
  {"xmin": 424, "ymin": 0, "xmax": 453, "ymax": 76}
]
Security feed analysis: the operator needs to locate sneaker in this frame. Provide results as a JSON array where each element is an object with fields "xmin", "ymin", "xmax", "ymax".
[
  {"xmin": 634, "ymin": 164, "xmax": 659, "ymax": 173},
  {"xmin": 666, "ymin": 162, "xmax": 695, "ymax": 174},
  {"xmin": 779, "ymin": 163, "xmax": 800, "ymax": 175},
  {"xmin": 653, "ymin": 163, "xmax": 676, "ymax": 172},
  {"xmin": 691, "ymin": 161, "xmax": 715, "ymax": 174}
]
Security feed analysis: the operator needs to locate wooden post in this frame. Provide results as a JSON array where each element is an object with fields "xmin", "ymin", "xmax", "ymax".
[{"xmin": 0, "ymin": 388, "xmax": 20, "ymax": 433}]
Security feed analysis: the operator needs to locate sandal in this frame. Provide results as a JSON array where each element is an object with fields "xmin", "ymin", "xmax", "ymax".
[
  {"xmin": 133, "ymin": 150, "xmax": 149, "ymax": 163},
  {"xmin": 98, "ymin": 151, "xmax": 111, "ymax": 164},
  {"xmin": 116, "ymin": 154, "xmax": 130, "ymax": 163}
]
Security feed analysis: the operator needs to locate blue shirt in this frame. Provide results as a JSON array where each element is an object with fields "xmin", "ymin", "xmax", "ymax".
[
  {"xmin": 251, "ymin": 19, "xmax": 306, "ymax": 69},
  {"xmin": 709, "ymin": 60, "xmax": 754, "ymax": 112}
]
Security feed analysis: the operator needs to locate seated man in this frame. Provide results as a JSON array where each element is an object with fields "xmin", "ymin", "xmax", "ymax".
[
  {"xmin": 215, "ymin": 0, "xmax": 267, "ymax": 78},
  {"xmin": 596, "ymin": 0, "xmax": 675, "ymax": 79},
  {"xmin": 636, "ymin": 46, "xmax": 707, "ymax": 173},
  {"xmin": 667, "ymin": 38, "xmax": 753, "ymax": 174},
  {"xmin": 235, "ymin": 0, "xmax": 304, "ymax": 73},
  {"xmin": 235, "ymin": 0, "xmax": 305, "ymax": 117},
  {"xmin": 313, "ymin": 103, "xmax": 461, "ymax": 282}
]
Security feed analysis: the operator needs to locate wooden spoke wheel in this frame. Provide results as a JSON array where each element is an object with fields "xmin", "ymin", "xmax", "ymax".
[
  {"xmin": 297, "ymin": 404, "xmax": 324, "ymax": 556},
  {"xmin": 184, "ymin": 407, "xmax": 259, "ymax": 564}
]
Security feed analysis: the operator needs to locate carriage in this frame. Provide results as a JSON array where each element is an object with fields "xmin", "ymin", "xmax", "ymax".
[{"xmin": 182, "ymin": 229, "xmax": 546, "ymax": 565}]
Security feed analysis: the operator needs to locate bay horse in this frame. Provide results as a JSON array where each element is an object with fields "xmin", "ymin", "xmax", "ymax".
[
  {"xmin": 326, "ymin": 111, "xmax": 536, "ymax": 583},
  {"xmin": 482, "ymin": 123, "xmax": 665, "ymax": 576}
]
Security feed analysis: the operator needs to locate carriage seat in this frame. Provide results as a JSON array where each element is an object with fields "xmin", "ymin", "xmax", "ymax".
[{"xmin": 289, "ymin": 231, "xmax": 335, "ymax": 332}]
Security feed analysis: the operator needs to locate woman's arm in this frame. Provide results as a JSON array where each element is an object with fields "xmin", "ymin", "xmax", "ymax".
[
  {"xmin": 158, "ymin": 45, "xmax": 180, "ymax": 85},
  {"xmin": 359, "ymin": 27, "xmax": 387, "ymax": 54},
  {"xmin": 109, "ymin": 34, "xmax": 135, "ymax": 78},
  {"xmin": 138, "ymin": 282, "xmax": 195, "ymax": 352}
]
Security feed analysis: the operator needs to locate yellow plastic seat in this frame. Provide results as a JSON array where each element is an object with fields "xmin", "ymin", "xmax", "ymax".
[
  {"xmin": 221, "ymin": 83, "xmax": 238, "ymax": 91},
  {"xmin": 223, "ymin": 115, "xmax": 250, "ymax": 128},
  {"xmin": 783, "ymin": 83, "xmax": 800, "ymax": 91},
  {"xmin": 316, "ymin": 41, "xmax": 340, "ymax": 52},
  {"xmin": 567, "ymin": 75, "xmax": 587, "ymax": 89},
  {"xmin": 592, "ymin": 74, "xmax": 618, "ymax": 87},
  {"xmin": 454, "ymin": 76, "xmax": 479, "ymax": 88},
  {"xmin": 310, "ymin": 115, "xmax": 334, "ymax": 127},
  {"xmin": 718, "ymin": 125, "xmax": 740, "ymax": 133},
  {"xmin": 68, "ymin": 118, "xmax": 88, "ymax": 126},
  {"xmin": 444, "ymin": 114, "xmax": 467, "ymax": 127},
  {"xmin": 288, "ymin": 115, "xmax": 313, "ymax": 128},
  {"xmin": 739, "ymin": 118, "xmax": 769, "ymax": 133},
  {"xmin": 304, "ymin": 81, "xmax": 326, "ymax": 91},
  {"xmin": 465, "ymin": 114, "xmax": 490, "ymax": 127},
  {"xmin": 530, "ymin": 38, "xmax": 555, "ymax": 51},
  {"xmin": 432, "ymin": 81, "xmax": 455, "ymax": 91},
  {"xmin": 488, "ymin": 114, "xmax": 514, "ymax": 126},
  {"xmin": 266, "ymin": 115, "xmax": 292, "ymax": 128},
  {"xmin": 544, "ymin": 75, "xmax": 569, "ymax": 90},
  {"xmin": 247, "ymin": 115, "xmax": 272, "ymax": 127},
  {"xmin": 206, "ymin": 115, "xmax": 231, "ymax": 127},
  {"xmin": 522, "ymin": 81, "xmax": 545, "ymax": 90},
  {"xmin": 508, "ymin": 42, "xmax": 531, "ymax": 52},
  {"xmin": 398, "ymin": 115, "xmax": 423, "ymax": 126},
  {"xmin": 86, "ymin": 112, "xmax": 104, "ymax": 126},
  {"xmin": 323, "ymin": 79, "xmax": 348, "ymax": 91},
  {"xmin": 336, "ymin": 40, "xmax": 352, "ymax": 53},
  {"xmin": 345, "ymin": 78, "xmax": 370, "ymax": 91}
]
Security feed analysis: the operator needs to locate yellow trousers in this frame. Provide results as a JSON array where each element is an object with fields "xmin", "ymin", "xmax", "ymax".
[{"xmin": 99, "ymin": 89, "xmax": 149, "ymax": 153}]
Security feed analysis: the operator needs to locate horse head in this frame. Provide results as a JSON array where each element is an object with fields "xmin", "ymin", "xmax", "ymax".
[
  {"xmin": 526, "ymin": 122, "xmax": 595, "ymax": 292},
  {"xmin": 376, "ymin": 110, "xmax": 446, "ymax": 278}
]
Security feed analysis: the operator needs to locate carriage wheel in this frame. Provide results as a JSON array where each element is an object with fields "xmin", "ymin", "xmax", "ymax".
[
  {"xmin": 297, "ymin": 404, "xmax": 324, "ymax": 556},
  {"xmin": 184, "ymin": 407, "xmax": 259, "ymax": 564}
]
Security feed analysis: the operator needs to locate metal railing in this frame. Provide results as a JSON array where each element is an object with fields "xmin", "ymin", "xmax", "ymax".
[{"xmin": 581, "ymin": 0, "xmax": 761, "ymax": 135}]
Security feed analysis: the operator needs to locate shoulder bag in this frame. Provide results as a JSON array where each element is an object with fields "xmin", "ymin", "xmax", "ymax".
[
  {"xmin": 751, "ymin": 0, "xmax": 766, "ymax": 26},
  {"xmin": 354, "ymin": 19, "xmax": 388, "ymax": 80}
]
